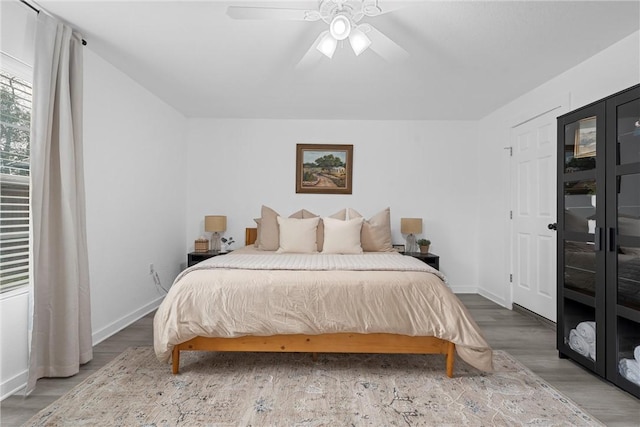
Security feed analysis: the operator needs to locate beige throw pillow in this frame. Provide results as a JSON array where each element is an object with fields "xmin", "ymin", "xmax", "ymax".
[
  {"xmin": 348, "ymin": 207, "xmax": 393, "ymax": 252},
  {"xmin": 321, "ymin": 217, "xmax": 364, "ymax": 254},
  {"xmin": 276, "ymin": 217, "xmax": 320, "ymax": 253}
]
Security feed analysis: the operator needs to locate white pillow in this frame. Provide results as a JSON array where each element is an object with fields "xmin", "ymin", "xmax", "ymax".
[
  {"xmin": 301, "ymin": 208, "xmax": 347, "ymax": 251},
  {"xmin": 276, "ymin": 216, "xmax": 320, "ymax": 253},
  {"xmin": 321, "ymin": 217, "xmax": 364, "ymax": 254},
  {"xmin": 258, "ymin": 205, "xmax": 305, "ymax": 251}
]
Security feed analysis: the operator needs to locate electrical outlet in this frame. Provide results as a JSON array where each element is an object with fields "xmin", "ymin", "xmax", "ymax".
[{"xmin": 149, "ymin": 263, "xmax": 154, "ymax": 275}]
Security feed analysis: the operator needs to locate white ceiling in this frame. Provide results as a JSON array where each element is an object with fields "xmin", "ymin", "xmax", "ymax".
[{"xmin": 36, "ymin": 0, "xmax": 640, "ymax": 120}]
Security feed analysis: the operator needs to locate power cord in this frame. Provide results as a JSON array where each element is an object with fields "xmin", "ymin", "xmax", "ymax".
[{"xmin": 151, "ymin": 268, "xmax": 170, "ymax": 294}]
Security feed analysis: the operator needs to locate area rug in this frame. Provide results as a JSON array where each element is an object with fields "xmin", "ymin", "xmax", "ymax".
[{"xmin": 24, "ymin": 347, "xmax": 602, "ymax": 426}]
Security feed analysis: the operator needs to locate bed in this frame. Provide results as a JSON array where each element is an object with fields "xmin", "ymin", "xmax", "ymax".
[{"xmin": 154, "ymin": 209, "xmax": 493, "ymax": 377}]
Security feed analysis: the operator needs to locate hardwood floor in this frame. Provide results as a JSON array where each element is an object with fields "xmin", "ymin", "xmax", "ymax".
[{"xmin": 2, "ymin": 294, "xmax": 639, "ymax": 426}]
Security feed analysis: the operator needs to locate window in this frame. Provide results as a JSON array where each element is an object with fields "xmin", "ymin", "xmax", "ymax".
[{"xmin": 1, "ymin": 69, "xmax": 31, "ymax": 293}]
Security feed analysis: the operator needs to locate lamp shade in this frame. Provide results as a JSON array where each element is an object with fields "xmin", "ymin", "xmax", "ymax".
[
  {"xmin": 401, "ymin": 218, "xmax": 422, "ymax": 234},
  {"xmin": 316, "ymin": 31, "xmax": 337, "ymax": 58},
  {"xmin": 204, "ymin": 215, "xmax": 226, "ymax": 232},
  {"xmin": 349, "ymin": 27, "xmax": 371, "ymax": 56}
]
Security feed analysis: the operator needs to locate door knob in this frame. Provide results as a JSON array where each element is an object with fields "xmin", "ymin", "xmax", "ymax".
[{"xmin": 548, "ymin": 223, "xmax": 557, "ymax": 230}]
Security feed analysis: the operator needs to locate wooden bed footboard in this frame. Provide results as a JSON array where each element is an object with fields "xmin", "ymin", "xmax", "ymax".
[{"xmin": 171, "ymin": 333, "xmax": 456, "ymax": 378}]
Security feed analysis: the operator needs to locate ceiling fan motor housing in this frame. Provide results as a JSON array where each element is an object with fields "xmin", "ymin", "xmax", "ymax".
[{"xmin": 319, "ymin": 0, "xmax": 371, "ymax": 25}]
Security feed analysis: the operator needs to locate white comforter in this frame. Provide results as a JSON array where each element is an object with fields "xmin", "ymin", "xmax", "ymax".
[{"xmin": 154, "ymin": 248, "xmax": 493, "ymax": 372}]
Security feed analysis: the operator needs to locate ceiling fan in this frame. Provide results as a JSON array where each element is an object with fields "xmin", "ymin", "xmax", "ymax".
[{"xmin": 226, "ymin": 0, "xmax": 408, "ymax": 66}]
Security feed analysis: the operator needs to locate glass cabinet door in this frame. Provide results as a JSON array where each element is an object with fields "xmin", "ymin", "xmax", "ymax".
[
  {"xmin": 557, "ymin": 102, "xmax": 606, "ymax": 376},
  {"xmin": 606, "ymin": 87, "xmax": 640, "ymax": 397}
]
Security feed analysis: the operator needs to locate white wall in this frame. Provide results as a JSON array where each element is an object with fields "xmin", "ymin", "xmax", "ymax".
[
  {"xmin": 0, "ymin": 290, "xmax": 29, "ymax": 400},
  {"xmin": 83, "ymin": 49, "xmax": 187, "ymax": 342},
  {"xmin": 1, "ymin": 43, "xmax": 188, "ymax": 399},
  {"xmin": 476, "ymin": 31, "xmax": 640, "ymax": 307},
  {"xmin": 186, "ymin": 119, "xmax": 480, "ymax": 292},
  {"xmin": 0, "ymin": 1, "xmax": 35, "ymax": 70}
]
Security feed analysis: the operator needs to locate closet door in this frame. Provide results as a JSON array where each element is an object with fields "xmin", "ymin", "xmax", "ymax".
[
  {"xmin": 605, "ymin": 86, "xmax": 640, "ymax": 398},
  {"xmin": 557, "ymin": 102, "xmax": 606, "ymax": 376}
]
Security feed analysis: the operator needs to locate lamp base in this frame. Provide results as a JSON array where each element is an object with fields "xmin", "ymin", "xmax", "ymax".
[
  {"xmin": 211, "ymin": 232, "xmax": 221, "ymax": 251},
  {"xmin": 405, "ymin": 233, "xmax": 417, "ymax": 253}
]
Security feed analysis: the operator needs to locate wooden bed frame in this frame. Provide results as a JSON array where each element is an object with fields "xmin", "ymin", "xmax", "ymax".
[{"xmin": 171, "ymin": 228, "xmax": 456, "ymax": 377}]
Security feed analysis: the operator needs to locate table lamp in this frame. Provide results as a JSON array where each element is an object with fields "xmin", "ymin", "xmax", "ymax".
[
  {"xmin": 205, "ymin": 215, "xmax": 226, "ymax": 251},
  {"xmin": 401, "ymin": 217, "xmax": 422, "ymax": 253}
]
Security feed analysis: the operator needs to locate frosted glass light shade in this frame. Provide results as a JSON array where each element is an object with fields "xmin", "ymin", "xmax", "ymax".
[
  {"xmin": 205, "ymin": 215, "xmax": 226, "ymax": 232},
  {"xmin": 330, "ymin": 15, "xmax": 351, "ymax": 40},
  {"xmin": 316, "ymin": 31, "xmax": 337, "ymax": 58},
  {"xmin": 349, "ymin": 28, "xmax": 371, "ymax": 56},
  {"xmin": 401, "ymin": 218, "xmax": 422, "ymax": 234}
]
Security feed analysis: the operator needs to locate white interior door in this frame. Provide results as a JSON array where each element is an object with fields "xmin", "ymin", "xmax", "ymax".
[{"xmin": 511, "ymin": 111, "xmax": 557, "ymax": 322}]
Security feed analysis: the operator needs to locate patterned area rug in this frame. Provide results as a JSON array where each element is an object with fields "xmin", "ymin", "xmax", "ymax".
[{"xmin": 25, "ymin": 347, "xmax": 602, "ymax": 426}]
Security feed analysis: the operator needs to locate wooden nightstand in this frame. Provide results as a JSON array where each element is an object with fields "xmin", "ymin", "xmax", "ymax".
[
  {"xmin": 403, "ymin": 252, "xmax": 440, "ymax": 270},
  {"xmin": 187, "ymin": 250, "xmax": 229, "ymax": 267}
]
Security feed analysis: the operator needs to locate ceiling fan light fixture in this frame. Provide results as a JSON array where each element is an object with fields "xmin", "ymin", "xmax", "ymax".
[
  {"xmin": 329, "ymin": 14, "xmax": 351, "ymax": 40},
  {"xmin": 349, "ymin": 27, "xmax": 371, "ymax": 56},
  {"xmin": 316, "ymin": 31, "xmax": 338, "ymax": 58}
]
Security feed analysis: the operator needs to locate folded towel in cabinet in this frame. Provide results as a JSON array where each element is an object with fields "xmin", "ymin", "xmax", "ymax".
[
  {"xmin": 569, "ymin": 329, "xmax": 592, "ymax": 359},
  {"xmin": 576, "ymin": 321, "xmax": 596, "ymax": 343},
  {"xmin": 635, "ymin": 345, "xmax": 640, "ymax": 364},
  {"xmin": 619, "ymin": 358, "xmax": 640, "ymax": 386}
]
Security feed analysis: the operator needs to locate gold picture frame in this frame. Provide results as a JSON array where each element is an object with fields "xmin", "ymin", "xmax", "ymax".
[
  {"xmin": 574, "ymin": 116, "xmax": 596, "ymax": 158},
  {"xmin": 296, "ymin": 144, "xmax": 353, "ymax": 194}
]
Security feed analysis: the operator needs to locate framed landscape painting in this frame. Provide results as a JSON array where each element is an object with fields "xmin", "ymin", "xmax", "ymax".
[{"xmin": 296, "ymin": 144, "xmax": 353, "ymax": 194}]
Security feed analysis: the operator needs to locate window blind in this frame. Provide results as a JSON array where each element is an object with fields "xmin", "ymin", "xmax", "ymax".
[{"xmin": 1, "ymin": 70, "xmax": 31, "ymax": 293}]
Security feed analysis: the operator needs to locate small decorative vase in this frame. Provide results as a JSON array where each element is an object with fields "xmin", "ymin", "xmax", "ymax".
[{"xmin": 419, "ymin": 245, "xmax": 429, "ymax": 254}]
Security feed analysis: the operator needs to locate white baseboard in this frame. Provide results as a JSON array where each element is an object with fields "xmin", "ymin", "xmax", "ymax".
[
  {"xmin": 449, "ymin": 285, "xmax": 478, "ymax": 294},
  {"xmin": 92, "ymin": 296, "xmax": 164, "ymax": 346},
  {"xmin": 1, "ymin": 370, "xmax": 28, "ymax": 401},
  {"xmin": 478, "ymin": 287, "xmax": 510, "ymax": 309}
]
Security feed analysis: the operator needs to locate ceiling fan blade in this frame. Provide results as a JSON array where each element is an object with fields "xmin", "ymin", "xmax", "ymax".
[
  {"xmin": 227, "ymin": 6, "xmax": 320, "ymax": 21},
  {"xmin": 359, "ymin": 24, "xmax": 409, "ymax": 62},
  {"xmin": 295, "ymin": 32, "xmax": 327, "ymax": 70}
]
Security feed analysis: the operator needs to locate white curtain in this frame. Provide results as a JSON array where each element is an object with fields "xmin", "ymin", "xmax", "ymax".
[{"xmin": 26, "ymin": 12, "xmax": 92, "ymax": 395}]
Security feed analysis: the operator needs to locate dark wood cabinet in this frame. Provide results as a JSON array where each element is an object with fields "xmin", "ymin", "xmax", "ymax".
[
  {"xmin": 403, "ymin": 252, "xmax": 440, "ymax": 270},
  {"xmin": 556, "ymin": 84, "xmax": 640, "ymax": 398}
]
